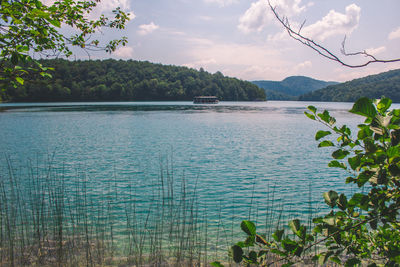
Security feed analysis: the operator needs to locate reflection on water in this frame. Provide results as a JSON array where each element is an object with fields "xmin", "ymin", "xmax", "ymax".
[{"xmin": 0, "ymin": 100, "xmax": 354, "ymax": 115}]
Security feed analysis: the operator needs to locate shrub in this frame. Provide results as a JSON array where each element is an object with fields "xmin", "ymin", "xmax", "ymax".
[{"xmin": 214, "ymin": 97, "xmax": 400, "ymax": 266}]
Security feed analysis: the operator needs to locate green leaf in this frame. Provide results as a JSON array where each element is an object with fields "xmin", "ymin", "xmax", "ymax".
[
  {"xmin": 328, "ymin": 160, "xmax": 346, "ymax": 169},
  {"xmin": 387, "ymin": 147, "xmax": 400, "ymax": 162},
  {"xmin": 40, "ymin": 72, "xmax": 52, "ymax": 78},
  {"xmin": 330, "ymin": 256, "xmax": 341, "ymax": 265},
  {"xmin": 31, "ymin": 8, "xmax": 50, "ymax": 19},
  {"xmin": 391, "ymin": 129, "xmax": 400, "ymax": 146},
  {"xmin": 244, "ymin": 235, "xmax": 255, "ymax": 246},
  {"xmin": 345, "ymin": 258, "xmax": 361, "ymax": 267},
  {"xmin": 350, "ymin": 97, "xmax": 377, "ymax": 118},
  {"xmin": 235, "ymin": 241, "xmax": 246, "ymax": 248},
  {"xmin": 349, "ymin": 193, "xmax": 369, "ymax": 210},
  {"xmin": 322, "ymin": 216, "xmax": 335, "ymax": 226},
  {"xmin": 240, "ymin": 220, "xmax": 256, "ymax": 236},
  {"xmin": 210, "ymin": 261, "xmax": 224, "ymax": 267},
  {"xmin": 16, "ymin": 45, "xmax": 29, "ymax": 53},
  {"xmin": 357, "ymin": 125, "xmax": 373, "ymax": 139},
  {"xmin": 315, "ymin": 130, "xmax": 331, "ymax": 140},
  {"xmin": 289, "ymin": 219, "xmax": 300, "ymax": 235},
  {"xmin": 337, "ymin": 194, "xmax": 347, "ymax": 210},
  {"xmin": 230, "ymin": 245, "xmax": 243, "ymax": 263},
  {"xmin": 318, "ymin": 110, "xmax": 336, "ymax": 125},
  {"xmin": 376, "ymin": 97, "xmax": 392, "ymax": 113},
  {"xmin": 307, "ymin": 105, "xmax": 317, "ymax": 113},
  {"xmin": 357, "ymin": 171, "xmax": 372, "ymax": 187},
  {"xmin": 15, "ymin": 77, "xmax": 24, "ymax": 85},
  {"xmin": 348, "ymin": 155, "xmax": 361, "ymax": 170},
  {"xmin": 323, "ymin": 191, "xmax": 338, "ymax": 208},
  {"xmin": 50, "ymin": 19, "xmax": 61, "ymax": 27},
  {"xmin": 332, "ymin": 149, "xmax": 350, "ymax": 159},
  {"xmin": 281, "ymin": 239, "xmax": 298, "ymax": 253},
  {"xmin": 248, "ymin": 251, "xmax": 258, "ymax": 263},
  {"xmin": 270, "ymin": 248, "xmax": 287, "ymax": 257},
  {"xmin": 272, "ymin": 229, "xmax": 284, "ymax": 242},
  {"xmin": 318, "ymin": 140, "xmax": 334, "ymax": 147},
  {"xmin": 11, "ymin": 53, "xmax": 19, "ymax": 65},
  {"xmin": 305, "ymin": 111, "xmax": 316, "ymax": 120},
  {"xmin": 293, "ymin": 245, "xmax": 303, "ymax": 256}
]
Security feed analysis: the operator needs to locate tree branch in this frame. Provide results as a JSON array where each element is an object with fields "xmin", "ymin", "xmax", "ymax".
[{"xmin": 267, "ymin": 0, "xmax": 400, "ymax": 68}]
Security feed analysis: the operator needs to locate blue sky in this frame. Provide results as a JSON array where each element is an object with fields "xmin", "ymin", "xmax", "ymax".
[{"xmin": 86, "ymin": 0, "xmax": 400, "ymax": 82}]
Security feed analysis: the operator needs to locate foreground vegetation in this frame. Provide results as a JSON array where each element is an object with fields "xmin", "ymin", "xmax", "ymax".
[
  {"xmin": 1, "ymin": 153, "xmax": 299, "ymax": 267},
  {"xmin": 0, "ymin": 157, "xmax": 215, "ymax": 266},
  {"xmin": 215, "ymin": 97, "xmax": 400, "ymax": 266},
  {"xmin": 1, "ymin": 59, "xmax": 266, "ymax": 102}
]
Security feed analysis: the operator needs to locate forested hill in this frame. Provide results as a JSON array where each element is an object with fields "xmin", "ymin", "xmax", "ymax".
[
  {"xmin": 299, "ymin": 69, "xmax": 400, "ymax": 102},
  {"xmin": 2, "ymin": 59, "xmax": 266, "ymax": 102},
  {"xmin": 252, "ymin": 76, "xmax": 338, "ymax": 100}
]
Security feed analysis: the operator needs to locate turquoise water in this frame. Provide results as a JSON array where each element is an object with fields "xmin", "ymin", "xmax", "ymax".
[{"xmin": 0, "ymin": 101, "xmax": 363, "ymax": 245}]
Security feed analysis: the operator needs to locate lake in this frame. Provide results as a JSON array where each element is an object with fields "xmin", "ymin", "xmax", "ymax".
[{"xmin": 0, "ymin": 101, "xmax": 366, "ymax": 264}]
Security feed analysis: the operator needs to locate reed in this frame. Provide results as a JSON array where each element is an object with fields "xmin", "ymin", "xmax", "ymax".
[{"xmin": 0, "ymin": 155, "xmax": 317, "ymax": 266}]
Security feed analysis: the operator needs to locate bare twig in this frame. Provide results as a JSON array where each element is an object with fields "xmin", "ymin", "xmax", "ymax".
[{"xmin": 267, "ymin": 0, "xmax": 400, "ymax": 68}]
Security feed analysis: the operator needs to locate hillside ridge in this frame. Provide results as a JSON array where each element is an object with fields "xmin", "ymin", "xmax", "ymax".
[
  {"xmin": 252, "ymin": 76, "xmax": 338, "ymax": 100},
  {"xmin": 299, "ymin": 69, "xmax": 400, "ymax": 102}
]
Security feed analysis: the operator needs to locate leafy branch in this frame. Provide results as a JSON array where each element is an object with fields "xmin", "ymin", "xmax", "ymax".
[
  {"xmin": 215, "ymin": 97, "xmax": 400, "ymax": 266},
  {"xmin": 0, "ymin": 0, "xmax": 130, "ymax": 90}
]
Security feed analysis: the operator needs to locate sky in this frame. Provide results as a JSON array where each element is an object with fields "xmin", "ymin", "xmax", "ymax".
[{"xmin": 78, "ymin": 0, "xmax": 400, "ymax": 82}]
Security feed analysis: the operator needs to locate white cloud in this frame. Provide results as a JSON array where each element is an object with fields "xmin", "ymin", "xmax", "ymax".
[
  {"xmin": 198, "ymin": 15, "xmax": 213, "ymax": 21},
  {"xmin": 267, "ymin": 30, "xmax": 290, "ymax": 42},
  {"xmin": 302, "ymin": 4, "xmax": 361, "ymax": 41},
  {"xmin": 204, "ymin": 0, "xmax": 238, "ymax": 7},
  {"xmin": 181, "ymin": 37, "xmax": 292, "ymax": 80},
  {"xmin": 43, "ymin": 0, "xmax": 135, "ymax": 20},
  {"xmin": 89, "ymin": 0, "xmax": 135, "ymax": 21},
  {"xmin": 238, "ymin": 0, "xmax": 270, "ymax": 33},
  {"xmin": 113, "ymin": 46, "xmax": 134, "ymax": 58},
  {"xmin": 184, "ymin": 58, "xmax": 218, "ymax": 69},
  {"xmin": 296, "ymin": 60, "xmax": 312, "ymax": 69},
  {"xmin": 365, "ymin": 46, "xmax": 386, "ymax": 56},
  {"xmin": 269, "ymin": 0, "xmax": 306, "ymax": 16},
  {"xmin": 388, "ymin": 27, "xmax": 400, "ymax": 40},
  {"xmin": 238, "ymin": 0, "xmax": 307, "ymax": 33},
  {"xmin": 186, "ymin": 39, "xmax": 281, "ymax": 66},
  {"xmin": 137, "ymin": 22, "xmax": 160, "ymax": 36},
  {"xmin": 42, "ymin": 0, "xmax": 55, "ymax": 6}
]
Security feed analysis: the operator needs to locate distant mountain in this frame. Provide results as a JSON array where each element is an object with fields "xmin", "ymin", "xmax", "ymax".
[
  {"xmin": 299, "ymin": 69, "xmax": 400, "ymax": 102},
  {"xmin": 252, "ymin": 76, "xmax": 338, "ymax": 100}
]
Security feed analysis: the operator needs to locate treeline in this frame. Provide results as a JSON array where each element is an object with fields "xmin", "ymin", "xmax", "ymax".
[
  {"xmin": 299, "ymin": 68, "xmax": 400, "ymax": 102},
  {"xmin": 2, "ymin": 59, "xmax": 266, "ymax": 102}
]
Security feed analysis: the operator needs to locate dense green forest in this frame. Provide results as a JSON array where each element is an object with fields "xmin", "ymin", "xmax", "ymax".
[
  {"xmin": 252, "ymin": 76, "xmax": 337, "ymax": 100},
  {"xmin": 1, "ymin": 59, "xmax": 266, "ymax": 102},
  {"xmin": 262, "ymin": 89, "xmax": 296, "ymax": 100},
  {"xmin": 299, "ymin": 68, "xmax": 400, "ymax": 102}
]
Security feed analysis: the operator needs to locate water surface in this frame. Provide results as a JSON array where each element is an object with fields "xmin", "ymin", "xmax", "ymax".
[{"xmin": 0, "ymin": 101, "xmax": 363, "ymax": 237}]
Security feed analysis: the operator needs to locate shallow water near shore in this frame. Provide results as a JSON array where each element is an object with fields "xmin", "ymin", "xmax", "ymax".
[{"xmin": 0, "ymin": 100, "xmax": 372, "ymax": 263}]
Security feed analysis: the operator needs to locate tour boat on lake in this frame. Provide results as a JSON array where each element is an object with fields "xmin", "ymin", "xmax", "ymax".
[{"xmin": 193, "ymin": 96, "xmax": 219, "ymax": 104}]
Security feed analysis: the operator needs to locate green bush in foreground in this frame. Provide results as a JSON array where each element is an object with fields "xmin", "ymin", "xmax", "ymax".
[{"xmin": 214, "ymin": 97, "xmax": 400, "ymax": 266}]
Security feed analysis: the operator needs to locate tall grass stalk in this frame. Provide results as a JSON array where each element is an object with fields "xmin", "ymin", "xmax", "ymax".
[{"xmin": 0, "ymin": 156, "xmax": 317, "ymax": 266}]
